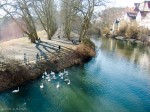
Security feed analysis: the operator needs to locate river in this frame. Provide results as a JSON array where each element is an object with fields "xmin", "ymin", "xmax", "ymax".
[{"xmin": 0, "ymin": 37, "xmax": 150, "ymax": 112}]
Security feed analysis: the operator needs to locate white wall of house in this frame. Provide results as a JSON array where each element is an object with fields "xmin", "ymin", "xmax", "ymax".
[
  {"xmin": 136, "ymin": 12, "xmax": 142, "ymax": 22},
  {"xmin": 124, "ymin": 13, "xmax": 131, "ymax": 23}
]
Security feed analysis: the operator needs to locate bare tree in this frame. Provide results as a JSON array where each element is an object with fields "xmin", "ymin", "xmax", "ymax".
[
  {"xmin": 61, "ymin": 0, "xmax": 80, "ymax": 40},
  {"xmin": 99, "ymin": 7, "xmax": 125, "ymax": 28},
  {"xmin": 1, "ymin": 0, "xmax": 38, "ymax": 43},
  {"xmin": 74, "ymin": 0, "xmax": 106, "ymax": 41},
  {"xmin": 33, "ymin": 0, "xmax": 57, "ymax": 40}
]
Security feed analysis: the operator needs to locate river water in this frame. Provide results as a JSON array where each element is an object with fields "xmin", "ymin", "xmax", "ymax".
[{"xmin": 0, "ymin": 37, "xmax": 150, "ymax": 112}]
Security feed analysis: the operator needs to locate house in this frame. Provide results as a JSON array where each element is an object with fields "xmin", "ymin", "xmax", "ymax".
[
  {"xmin": 123, "ymin": 1, "xmax": 150, "ymax": 29},
  {"xmin": 124, "ymin": 12, "xmax": 137, "ymax": 22},
  {"xmin": 136, "ymin": 1, "xmax": 150, "ymax": 29}
]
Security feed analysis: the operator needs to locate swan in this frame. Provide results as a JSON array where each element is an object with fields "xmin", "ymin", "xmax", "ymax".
[
  {"xmin": 61, "ymin": 76, "xmax": 63, "ymax": 79},
  {"xmin": 52, "ymin": 75, "xmax": 57, "ymax": 79},
  {"xmin": 44, "ymin": 71, "xmax": 47, "ymax": 75},
  {"xmin": 40, "ymin": 83, "xmax": 44, "ymax": 89},
  {"xmin": 64, "ymin": 78, "xmax": 69, "ymax": 82},
  {"xmin": 12, "ymin": 87, "xmax": 19, "ymax": 93},
  {"xmin": 48, "ymin": 78, "xmax": 51, "ymax": 82},
  {"xmin": 65, "ymin": 72, "xmax": 69, "ymax": 76},
  {"xmin": 67, "ymin": 80, "xmax": 70, "ymax": 85},
  {"xmin": 56, "ymin": 82, "xmax": 60, "ymax": 88},
  {"xmin": 64, "ymin": 69, "xmax": 68, "ymax": 75},
  {"xmin": 42, "ymin": 75, "xmax": 44, "ymax": 79},
  {"xmin": 45, "ymin": 76, "xmax": 50, "ymax": 80},
  {"xmin": 51, "ymin": 71, "xmax": 55, "ymax": 75},
  {"xmin": 59, "ymin": 72, "xmax": 63, "ymax": 77}
]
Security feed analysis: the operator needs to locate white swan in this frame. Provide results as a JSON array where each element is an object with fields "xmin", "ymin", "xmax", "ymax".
[
  {"xmin": 52, "ymin": 75, "xmax": 57, "ymax": 79},
  {"xmin": 65, "ymin": 72, "xmax": 69, "ymax": 76},
  {"xmin": 67, "ymin": 80, "xmax": 70, "ymax": 85},
  {"xmin": 64, "ymin": 78, "xmax": 69, "ymax": 82},
  {"xmin": 56, "ymin": 82, "xmax": 60, "ymax": 88},
  {"xmin": 61, "ymin": 76, "xmax": 63, "ymax": 79},
  {"xmin": 45, "ymin": 76, "xmax": 50, "ymax": 80},
  {"xmin": 44, "ymin": 70, "xmax": 50, "ymax": 77},
  {"xmin": 48, "ymin": 78, "xmax": 51, "ymax": 82},
  {"xmin": 64, "ymin": 69, "xmax": 68, "ymax": 75},
  {"xmin": 40, "ymin": 83, "xmax": 44, "ymax": 89},
  {"xmin": 12, "ymin": 87, "xmax": 19, "ymax": 93},
  {"xmin": 51, "ymin": 71, "xmax": 55, "ymax": 75},
  {"xmin": 59, "ymin": 72, "xmax": 63, "ymax": 77}
]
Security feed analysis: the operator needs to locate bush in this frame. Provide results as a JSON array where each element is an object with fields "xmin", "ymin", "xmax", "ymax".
[
  {"xmin": 125, "ymin": 21, "xmax": 138, "ymax": 39},
  {"xmin": 82, "ymin": 38, "xmax": 95, "ymax": 49},
  {"xmin": 117, "ymin": 20, "xmax": 128, "ymax": 36},
  {"xmin": 101, "ymin": 27, "xmax": 110, "ymax": 35},
  {"xmin": 137, "ymin": 26, "xmax": 150, "ymax": 39},
  {"xmin": 76, "ymin": 44, "xmax": 96, "ymax": 60}
]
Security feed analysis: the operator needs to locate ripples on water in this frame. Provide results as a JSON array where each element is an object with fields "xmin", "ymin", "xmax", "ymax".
[{"xmin": 0, "ymin": 37, "xmax": 150, "ymax": 112}]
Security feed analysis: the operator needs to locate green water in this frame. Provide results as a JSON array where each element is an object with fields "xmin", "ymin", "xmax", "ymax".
[{"xmin": 0, "ymin": 37, "xmax": 150, "ymax": 112}]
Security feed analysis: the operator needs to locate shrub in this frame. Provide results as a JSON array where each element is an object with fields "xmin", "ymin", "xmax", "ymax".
[
  {"xmin": 125, "ymin": 21, "xmax": 138, "ymax": 39},
  {"xmin": 101, "ymin": 27, "xmax": 110, "ymax": 35},
  {"xmin": 117, "ymin": 20, "xmax": 128, "ymax": 36},
  {"xmin": 76, "ymin": 44, "xmax": 96, "ymax": 60},
  {"xmin": 137, "ymin": 26, "xmax": 150, "ymax": 39},
  {"xmin": 82, "ymin": 38, "xmax": 95, "ymax": 49}
]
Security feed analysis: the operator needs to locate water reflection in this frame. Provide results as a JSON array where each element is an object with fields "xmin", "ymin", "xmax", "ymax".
[{"xmin": 99, "ymin": 37, "xmax": 150, "ymax": 73}]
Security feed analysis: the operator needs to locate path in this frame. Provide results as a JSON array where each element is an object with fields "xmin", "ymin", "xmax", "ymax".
[{"xmin": 0, "ymin": 29, "xmax": 79, "ymax": 70}]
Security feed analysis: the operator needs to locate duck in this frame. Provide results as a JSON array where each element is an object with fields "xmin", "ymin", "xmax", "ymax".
[
  {"xmin": 67, "ymin": 80, "xmax": 70, "ymax": 85},
  {"xmin": 12, "ymin": 87, "xmax": 19, "ymax": 93},
  {"xmin": 56, "ymin": 82, "xmax": 60, "ymax": 88},
  {"xmin": 40, "ymin": 83, "xmax": 44, "ymax": 89}
]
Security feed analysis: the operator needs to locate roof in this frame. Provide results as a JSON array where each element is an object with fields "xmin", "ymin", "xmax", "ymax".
[
  {"xmin": 139, "ymin": 1, "xmax": 150, "ymax": 11},
  {"xmin": 140, "ymin": 11, "xmax": 149, "ymax": 18},
  {"xmin": 127, "ymin": 12, "xmax": 137, "ymax": 19}
]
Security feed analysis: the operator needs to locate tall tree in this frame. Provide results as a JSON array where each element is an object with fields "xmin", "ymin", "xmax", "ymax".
[
  {"xmin": 2, "ymin": 0, "xmax": 38, "ymax": 43},
  {"xmin": 75, "ymin": 0, "xmax": 106, "ymax": 41},
  {"xmin": 61, "ymin": 0, "xmax": 80, "ymax": 40},
  {"xmin": 33, "ymin": 0, "xmax": 57, "ymax": 40}
]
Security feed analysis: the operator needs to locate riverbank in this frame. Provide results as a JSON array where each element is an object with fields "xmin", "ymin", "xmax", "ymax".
[
  {"xmin": 0, "ymin": 35, "xmax": 95, "ymax": 91},
  {"xmin": 104, "ymin": 34, "xmax": 150, "ymax": 46}
]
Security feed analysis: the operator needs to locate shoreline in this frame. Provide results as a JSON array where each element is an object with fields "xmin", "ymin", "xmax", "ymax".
[
  {"xmin": 0, "ymin": 38, "xmax": 95, "ymax": 92},
  {"xmin": 104, "ymin": 35, "xmax": 150, "ymax": 46}
]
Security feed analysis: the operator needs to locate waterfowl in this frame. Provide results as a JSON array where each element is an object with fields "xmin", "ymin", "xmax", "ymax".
[
  {"xmin": 56, "ymin": 82, "xmax": 60, "ymax": 88},
  {"xmin": 48, "ymin": 78, "xmax": 51, "ymax": 82},
  {"xmin": 59, "ymin": 72, "xmax": 63, "ymax": 77},
  {"xmin": 67, "ymin": 80, "xmax": 70, "ymax": 85},
  {"xmin": 12, "ymin": 87, "xmax": 19, "ymax": 93},
  {"xmin": 64, "ymin": 78, "xmax": 69, "ymax": 82},
  {"xmin": 40, "ymin": 83, "xmax": 44, "ymax": 89},
  {"xmin": 51, "ymin": 71, "xmax": 55, "ymax": 75},
  {"xmin": 64, "ymin": 69, "xmax": 68, "ymax": 74},
  {"xmin": 45, "ymin": 76, "xmax": 50, "ymax": 80}
]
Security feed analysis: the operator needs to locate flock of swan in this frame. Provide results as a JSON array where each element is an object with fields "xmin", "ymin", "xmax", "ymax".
[
  {"xmin": 40, "ymin": 69, "xmax": 70, "ymax": 89},
  {"xmin": 12, "ymin": 69, "xmax": 70, "ymax": 93}
]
